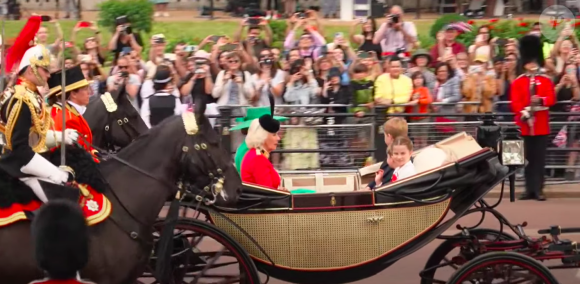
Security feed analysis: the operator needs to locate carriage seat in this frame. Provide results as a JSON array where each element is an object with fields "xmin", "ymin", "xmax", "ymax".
[
  {"xmin": 358, "ymin": 132, "xmax": 483, "ymax": 188},
  {"xmin": 281, "ymin": 172, "xmax": 360, "ymax": 193}
]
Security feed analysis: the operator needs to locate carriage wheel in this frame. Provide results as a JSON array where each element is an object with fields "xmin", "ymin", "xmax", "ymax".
[
  {"xmin": 139, "ymin": 218, "xmax": 260, "ymax": 284},
  {"xmin": 420, "ymin": 229, "xmax": 517, "ymax": 284},
  {"xmin": 446, "ymin": 251, "xmax": 558, "ymax": 284}
]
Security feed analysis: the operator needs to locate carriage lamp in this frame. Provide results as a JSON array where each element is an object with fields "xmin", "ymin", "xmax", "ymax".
[
  {"xmin": 500, "ymin": 127, "xmax": 525, "ymax": 166},
  {"xmin": 476, "ymin": 113, "xmax": 501, "ymax": 152}
]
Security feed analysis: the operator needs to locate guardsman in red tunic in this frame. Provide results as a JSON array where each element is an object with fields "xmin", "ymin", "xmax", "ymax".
[
  {"xmin": 510, "ymin": 35, "xmax": 556, "ymax": 201},
  {"xmin": 46, "ymin": 65, "xmax": 99, "ymax": 161},
  {"xmin": 29, "ymin": 200, "xmax": 95, "ymax": 284}
]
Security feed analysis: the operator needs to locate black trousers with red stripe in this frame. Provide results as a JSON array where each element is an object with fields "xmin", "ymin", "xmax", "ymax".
[{"xmin": 523, "ymin": 135, "xmax": 548, "ymax": 196}]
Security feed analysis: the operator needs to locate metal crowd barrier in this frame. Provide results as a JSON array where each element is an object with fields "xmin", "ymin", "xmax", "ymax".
[{"xmin": 212, "ymin": 101, "xmax": 580, "ymax": 177}]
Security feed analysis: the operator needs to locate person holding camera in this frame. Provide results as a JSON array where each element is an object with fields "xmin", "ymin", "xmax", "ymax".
[
  {"xmin": 252, "ymin": 49, "xmax": 285, "ymax": 106},
  {"xmin": 179, "ymin": 50, "xmax": 215, "ymax": 105},
  {"xmin": 283, "ymin": 59, "xmax": 321, "ymax": 105},
  {"xmin": 212, "ymin": 51, "xmax": 256, "ymax": 108},
  {"xmin": 145, "ymin": 34, "xmax": 175, "ymax": 79},
  {"xmin": 107, "ymin": 56, "xmax": 141, "ymax": 110},
  {"xmin": 233, "ymin": 18, "xmax": 273, "ymax": 56},
  {"xmin": 108, "ymin": 16, "xmax": 143, "ymax": 65},
  {"xmin": 372, "ymin": 6, "xmax": 417, "ymax": 57}
]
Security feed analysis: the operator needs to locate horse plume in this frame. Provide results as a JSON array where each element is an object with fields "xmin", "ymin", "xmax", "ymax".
[{"xmin": 31, "ymin": 200, "xmax": 89, "ymax": 280}]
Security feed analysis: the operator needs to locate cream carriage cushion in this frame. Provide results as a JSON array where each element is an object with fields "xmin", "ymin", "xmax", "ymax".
[{"xmin": 413, "ymin": 147, "xmax": 449, "ymax": 173}]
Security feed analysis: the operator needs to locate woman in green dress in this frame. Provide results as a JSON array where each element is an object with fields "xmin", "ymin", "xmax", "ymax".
[{"xmin": 231, "ymin": 106, "xmax": 287, "ymax": 172}]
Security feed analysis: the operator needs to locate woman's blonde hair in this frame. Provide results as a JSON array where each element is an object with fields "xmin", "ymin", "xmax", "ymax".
[{"xmin": 245, "ymin": 119, "xmax": 270, "ymax": 149}]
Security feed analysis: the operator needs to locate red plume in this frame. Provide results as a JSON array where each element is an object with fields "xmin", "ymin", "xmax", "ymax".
[{"xmin": 5, "ymin": 16, "xmax": 41, "ymax": 74}]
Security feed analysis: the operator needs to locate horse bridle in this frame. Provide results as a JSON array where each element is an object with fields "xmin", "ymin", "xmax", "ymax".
[
  {"xmin": 102, "ymin": 109, "xmax": 141, "ymax": 153},
  {"xmin": 99, "ymin": 93, "xmax": 141, "ymax": 153},
  {"xmin": 79, "ymin": 112, "xmax": 226, "ymax": 242}
]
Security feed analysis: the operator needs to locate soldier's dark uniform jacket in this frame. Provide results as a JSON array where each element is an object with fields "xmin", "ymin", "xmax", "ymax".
[{"xmin": 0, "ymin": 45, "xmax": 72, "ymax": 204}]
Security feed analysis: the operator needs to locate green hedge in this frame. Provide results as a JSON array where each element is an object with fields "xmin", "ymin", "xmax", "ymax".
[{"xmin": 97, "ymin": 0, "xmax": 154, "ymax": 33}]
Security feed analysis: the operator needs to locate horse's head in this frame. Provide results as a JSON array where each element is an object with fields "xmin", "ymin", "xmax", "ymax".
[
  {"xmin": 177, "ymin": 99, "xmax": 241, "ymax": 206},
  {"xmin": 85, "ymin": 86, "xmax": 148, "ymax": 151}
]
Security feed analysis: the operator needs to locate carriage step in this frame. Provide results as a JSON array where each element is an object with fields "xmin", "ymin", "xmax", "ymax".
[{"xmin": 538, "ymin": 226, "xmax": 580, "ymax": 236}]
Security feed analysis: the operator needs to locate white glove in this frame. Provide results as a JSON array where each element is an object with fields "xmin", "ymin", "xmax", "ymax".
[
  {"xmin": 48, "ymin": 168, "xmax": 70, "ymax": 184},
  {"xmin": 21, "ymin": 154, "xmax": 69, "ymax": 184},
  {"xmin": 46, "ymin": 129, "xmax": 79, "ymax": 147},
  {"xmin": 64, "ymin": 129, "xmax": 79, "ymax": 145}
]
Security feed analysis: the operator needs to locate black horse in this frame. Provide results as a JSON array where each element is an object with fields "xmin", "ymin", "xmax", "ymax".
[
  {"xmin": 84, "ymin": 87, "xmax": 148, "ymax": 153},
  {"xmin": 0, "ymin": 101, "xmax": 250, "ymax": 284}
]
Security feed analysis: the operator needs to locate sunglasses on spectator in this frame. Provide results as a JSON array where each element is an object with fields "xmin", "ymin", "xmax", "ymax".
[{"xmin": 118, "ymin": 65, "xmax": 129, "ymax": 69}]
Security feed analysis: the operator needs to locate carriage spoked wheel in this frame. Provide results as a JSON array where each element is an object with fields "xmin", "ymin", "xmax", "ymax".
[
  {"xmin": 446, "ymin": 251, "xmax": 558, "ymax": 284},
  {"xmin": 138, "ymin": 218, "xmax": 260, "ymax": 284},
  {"xmin": 420, "ymin": 229, "xmax": 517, "ymax": 284}
]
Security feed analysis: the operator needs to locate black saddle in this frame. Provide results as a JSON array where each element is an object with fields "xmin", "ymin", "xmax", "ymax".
[{"xmin": 38, "ymin": 180, "xmax": 80, "ymax": 203}]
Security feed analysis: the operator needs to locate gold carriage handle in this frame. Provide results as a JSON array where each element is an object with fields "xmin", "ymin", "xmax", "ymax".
[{"xmin": 366, "ymin": 216, "xmax": 384, "ymax": 224}]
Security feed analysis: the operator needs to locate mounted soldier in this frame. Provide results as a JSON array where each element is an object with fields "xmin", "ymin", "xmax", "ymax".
[
  {"xmin": 0, "ymin": 44, "xmax": 79, "ymax": 203},
  {"xmin": 0, "ymin": 15, "xmax": 101, "ymax": 204},
  {"xmin": 47, "ymin": 65, "xmax": 100, "ymax": 161}
]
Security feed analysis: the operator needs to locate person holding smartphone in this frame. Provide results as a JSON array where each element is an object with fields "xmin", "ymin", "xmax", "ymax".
[
  {"xmin": 430, "ymin": 25, "xmax": 466, "ymax": 67},
  {"xmin": 179, "ymin": 50, "xmax": 215, "ymax": 106},
  {"xmin": 462, "ymin": 56, "xmax": 497, "ymax": 118},
  {"xmin": 468, "ymin": 25, "xmax": 493, "ymax": 64},
  {"xmin": 70, "ymin": 21, "xmax": 106, "ymax": 67},
  {"xmin": 35, "ymin": 18, "xmax": 63, "ymax": 57},
  {"xmin": 108, "ymin": 16, "xmax": 143, "ymax": 65},
  {"xmin": 232, "ymin": 18, "xmax": 272, "ymax": 56},
  {"xmin": 350, "ymin": 17, "xmax": 382, "ymax": 58}
]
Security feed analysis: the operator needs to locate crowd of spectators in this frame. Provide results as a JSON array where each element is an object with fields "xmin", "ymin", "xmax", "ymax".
[{"xmin": 35, "ymin": 6, "xmax": 580, "ymax": 173}]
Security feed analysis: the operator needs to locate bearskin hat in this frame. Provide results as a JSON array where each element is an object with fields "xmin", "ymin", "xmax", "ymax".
[
  {"xmin": 519, "ymin": 35, "xmax": 544, "ymax": 68},
  {"xmin": 31, "ymin": 200, "xmax": 89, "ymax": 280}
]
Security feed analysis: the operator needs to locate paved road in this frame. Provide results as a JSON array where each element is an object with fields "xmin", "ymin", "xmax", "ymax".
[{"xmin": 143, "ymin": 198, "xmax": 580, "ymax": 284}]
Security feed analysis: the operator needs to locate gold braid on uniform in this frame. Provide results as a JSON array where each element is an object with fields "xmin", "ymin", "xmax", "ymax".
[{"xmin": 4, "ymin": 85, "xmax": 52, "ymax": 152}]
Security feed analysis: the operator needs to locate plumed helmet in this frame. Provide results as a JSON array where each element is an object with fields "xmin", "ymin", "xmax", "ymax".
[
  {"xmin": 31, "ymin": 200, "xmax": 89, "ymax": 280},
  {"xmin": 519, "ymin": 35, "xmax": 544, "ymax": 68}
]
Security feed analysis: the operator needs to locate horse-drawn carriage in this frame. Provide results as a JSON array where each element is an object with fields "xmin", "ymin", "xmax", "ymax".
[{"xmin": 135, "ymin": 129, "xmax": 579, "ymax": 284}]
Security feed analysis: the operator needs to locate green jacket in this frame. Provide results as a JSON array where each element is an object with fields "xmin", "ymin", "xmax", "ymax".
[{"xmin": 234, "ymin": 141, "xmax": 249, "ymax": 173}]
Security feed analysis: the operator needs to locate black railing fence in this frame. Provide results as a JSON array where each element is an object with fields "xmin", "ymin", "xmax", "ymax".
[{"xmin": 213, "ymin": 100, "xmax": 580, "ymax": 179}]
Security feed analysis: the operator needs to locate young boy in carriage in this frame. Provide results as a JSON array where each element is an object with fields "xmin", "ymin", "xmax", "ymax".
[{"xmin": 364, "ymin": 117, "xmax": 408, "ymax": 190}]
